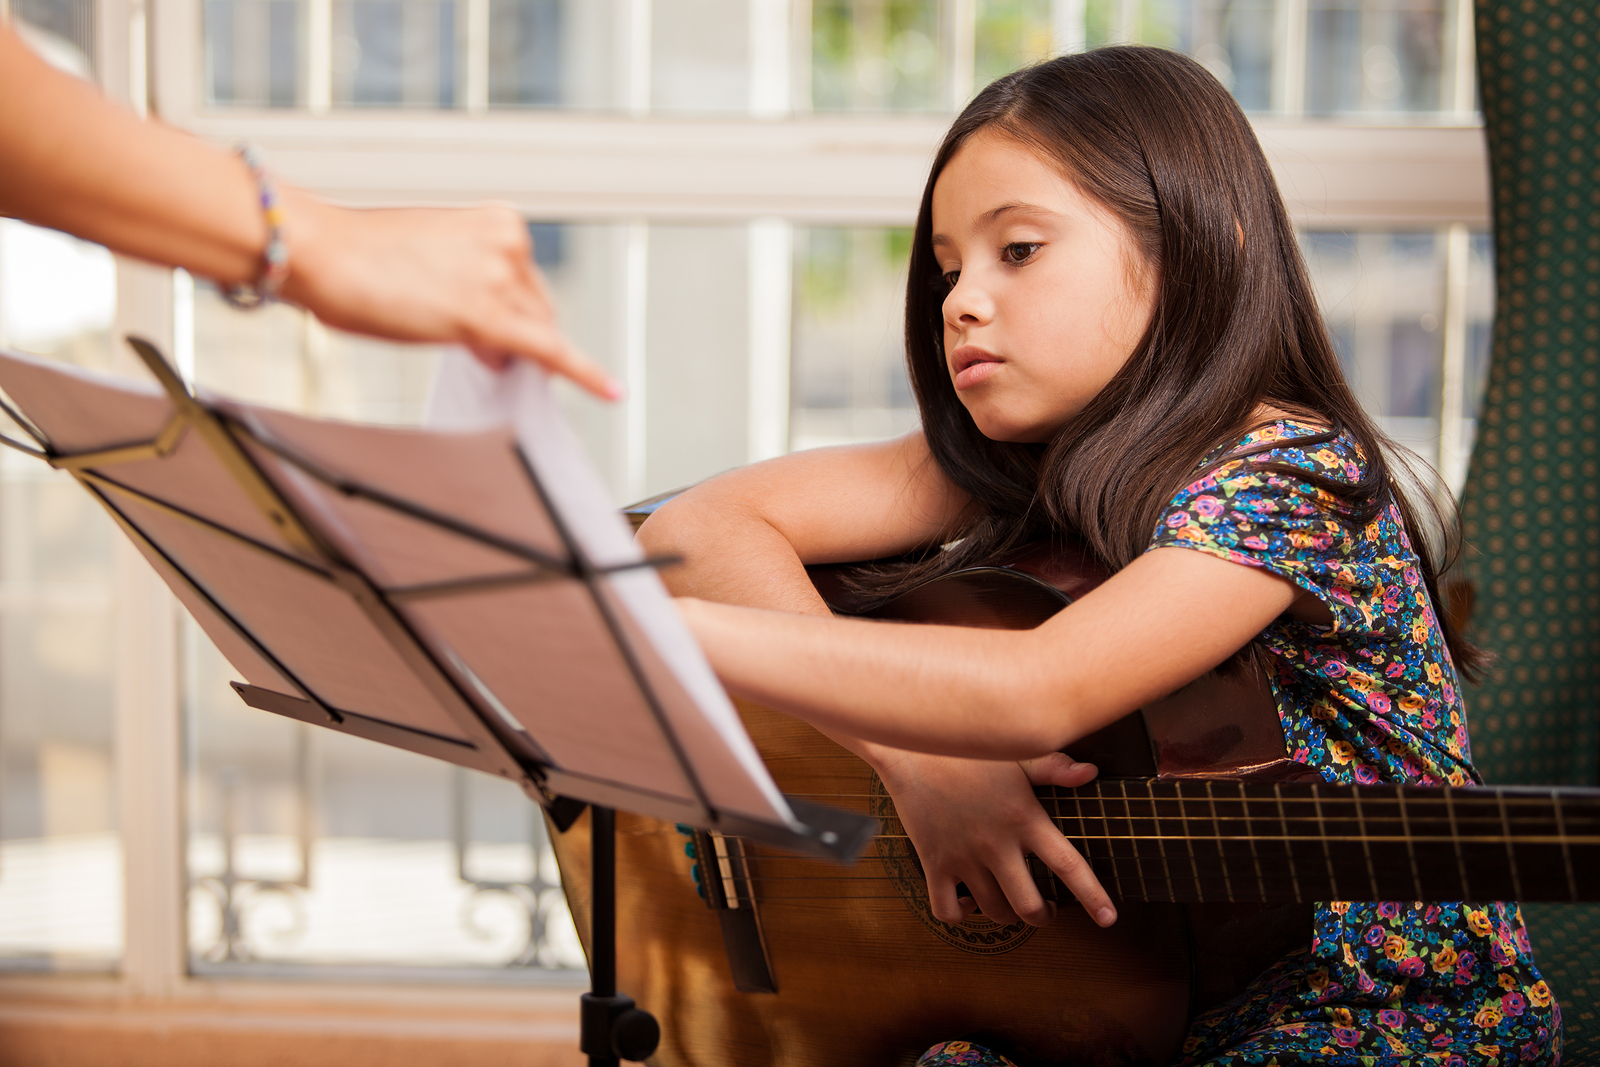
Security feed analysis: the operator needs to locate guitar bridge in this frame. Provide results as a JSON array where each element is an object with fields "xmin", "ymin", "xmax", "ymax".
[{"xmin": 693, "ymin": 829, "xmax": 777, "ymax": 994}]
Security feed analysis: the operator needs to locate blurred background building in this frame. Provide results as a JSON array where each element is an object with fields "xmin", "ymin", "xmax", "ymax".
[{"xmin": 0, "ymin": 0, "xmax": 1491, "ymax": 1060}]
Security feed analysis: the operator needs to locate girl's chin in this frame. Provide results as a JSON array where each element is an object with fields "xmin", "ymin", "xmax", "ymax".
[{"xmin": 970, "ymin": 414, "xmax": 1059, "ymax": 445}]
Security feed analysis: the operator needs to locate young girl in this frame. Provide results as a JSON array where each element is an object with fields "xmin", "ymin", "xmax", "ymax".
[{"xmin": 641, "ymin": 47, "xmax": 1559, "ymax": 1067}]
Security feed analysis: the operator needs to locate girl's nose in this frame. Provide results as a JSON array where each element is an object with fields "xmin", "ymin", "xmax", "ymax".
[{"xmin": 943, "ymin": 275, "xmax": 994, "ymax": 327}]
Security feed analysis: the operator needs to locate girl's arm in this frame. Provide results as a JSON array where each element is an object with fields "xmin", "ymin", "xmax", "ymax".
[
  {"xmin": 639, "ymin": 429, "xmax": 968, "ymax": 611},
  {"xmin": 0, "ymin": 27, "xmax": 614, "ymax": 397},
  {"xmin": 678, "ymin": 545, "xmax": 1300, "ymax": 759},
  {"xmin": 641, "ymin": 436, "xmax": 1121, "ymax": 929}
]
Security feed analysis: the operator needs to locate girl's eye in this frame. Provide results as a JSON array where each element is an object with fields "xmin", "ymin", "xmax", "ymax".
[
  {"xmin": 1002, "ymin": 242, "xmax": 1041, "ymax": 265},
  {"xmin": 941, "ymin": 269, "xmax": 960, "ymax": 289}
]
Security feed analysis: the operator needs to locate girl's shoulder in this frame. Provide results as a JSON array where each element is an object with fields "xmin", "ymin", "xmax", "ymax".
[{"xmin": 1200, "ymin": 417, "xmax": 1367, "ymax": 486}]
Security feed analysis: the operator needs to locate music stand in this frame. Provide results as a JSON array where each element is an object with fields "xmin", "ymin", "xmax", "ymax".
[{"xmin": 0, "ymin": 338, "xmax": 875, "ymax": 1066}]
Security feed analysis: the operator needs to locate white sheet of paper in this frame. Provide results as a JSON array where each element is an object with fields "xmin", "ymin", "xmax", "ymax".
[{"xmin": 424, "ymin": 350, "xmax": 795, "ymax": 828}]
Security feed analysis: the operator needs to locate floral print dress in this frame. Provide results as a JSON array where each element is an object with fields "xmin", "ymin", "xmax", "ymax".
[{"xmin": 917, "ymin": 421, "xmax": 1559, "ymax": 1067}]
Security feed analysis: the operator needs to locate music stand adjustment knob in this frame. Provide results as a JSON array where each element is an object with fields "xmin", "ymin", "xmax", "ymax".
[{"xmin": 581, "ymin": 992, "xmax": 660, "ymax": 1064}]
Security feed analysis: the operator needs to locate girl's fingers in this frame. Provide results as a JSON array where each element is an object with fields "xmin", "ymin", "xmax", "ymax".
[
  {"xmin": 926, "ymin": 873, "xmax": 978, "ymax": 924},
  {"xmin": 1020, "ymin": 751, "xmax": 1098, "ymax": 788},
  {"xmin": 1032, "ymin": 827, "xmax": 1117, "ymax": 927},
  {"xmin": 953, "ymin": 869, "xmax": 1019, "ymax": 926},
  {"xmin": 988, "ymin": 855, "xmax": 1056, "ymax": 927}
]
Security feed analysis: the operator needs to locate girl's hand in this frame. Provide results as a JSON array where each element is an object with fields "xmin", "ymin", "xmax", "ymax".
[
  {"xmin": 873, "ymin": 749, "xmax": 1118, "ymax": 928},
  {"xmin": 280, "ymin": 195, "xmax": 620, "ymax": 399}
]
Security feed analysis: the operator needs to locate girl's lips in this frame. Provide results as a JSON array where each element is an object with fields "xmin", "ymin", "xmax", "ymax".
[{"xmin": 952, "ymin": 350, "xmax": 1002, "ymax": 390}]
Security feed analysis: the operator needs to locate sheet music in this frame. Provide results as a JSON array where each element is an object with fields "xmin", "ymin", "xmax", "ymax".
[
  {"xmin": 424, "ymin": 350, "xmax": 796, "ymax": 827},
  {"xmin": 0, "ymin": 346, "xmax": 796, "ymax": 832}
]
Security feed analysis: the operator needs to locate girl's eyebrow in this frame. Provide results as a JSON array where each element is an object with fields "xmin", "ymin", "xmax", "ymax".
[{"xmin": 931, "ymin": 202, "xmax": 1060, "ymax": 248}]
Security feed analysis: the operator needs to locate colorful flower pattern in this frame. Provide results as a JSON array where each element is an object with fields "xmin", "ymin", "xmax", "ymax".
[{"xmin": 918, "ymin": 421, "xmax": 1559, "ymax": 1067}]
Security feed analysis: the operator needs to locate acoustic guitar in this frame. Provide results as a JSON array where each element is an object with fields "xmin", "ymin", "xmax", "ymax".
[{"xmin": 546, "ymin": 533, "xmax": 1600, "ymax": 1067}]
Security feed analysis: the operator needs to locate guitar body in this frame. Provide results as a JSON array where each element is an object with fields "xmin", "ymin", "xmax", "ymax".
[{"xmin": 553, "ymin": 700, "xmax": 1195, "ymax": 1067}]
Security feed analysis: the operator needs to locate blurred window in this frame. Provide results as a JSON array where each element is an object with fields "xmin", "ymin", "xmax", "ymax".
[{"xmin": 0, "ymin": 222, "xmax": 121, "ymax": 971}]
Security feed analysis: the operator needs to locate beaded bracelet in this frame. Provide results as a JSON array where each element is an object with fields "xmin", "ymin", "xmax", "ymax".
[{"xmin": 222, "ymin": 144, "xmax": 289, "ymax": 310}]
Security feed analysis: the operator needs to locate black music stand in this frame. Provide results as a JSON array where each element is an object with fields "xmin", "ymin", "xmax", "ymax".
[{"xmin": 0, "ymin": 338, "xmax": 875, "ymax": 1066}]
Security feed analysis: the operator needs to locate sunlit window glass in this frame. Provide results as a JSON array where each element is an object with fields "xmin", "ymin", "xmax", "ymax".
[
  {"xmin": 812, "ymin": 0, "xmax": 944, "ymax": 112},
  {"xmin": 488, "ymin": 0, "xmax": 616, "ymax": 109},
  {"xmin": 974, "ymin": 0, "xmax": 1052, "ymax": 91},
  {"xmin": 11, "ymin": 0, "xmax": 95, "ymax": 76},
  {"xmin": 790, "ymin": 227, "xmax": 919, "ymax": 451},
  {"xmin": 651, "ymin": 0, "xmax": 751, "ymax": 113},
  {"xmin": 0, "ymin": 221, "xmax": 121, "ymax": 971},
  {"xmin": 204, "ymin": 0, "xmax": 304, "ymax": 107},
  {"xmin": 332, "ymin": 0, "xmax": 460, "ymax": 108},
  {"xmin": 1302, "ymin": 229, "xmax": 1451, "ymax": 474},
  {"xmin": 1145, "ymin": 0, "xmax": 1276, "ymax": 111},
  {"xmin": 1305, "ymin": 0, "xmax": 1447, "ymax": 116}
]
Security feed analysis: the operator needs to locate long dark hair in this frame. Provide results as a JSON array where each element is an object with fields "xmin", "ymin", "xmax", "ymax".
[{"xmin": 893, "ymin": 47, "xmax": 1483, "ymax": 679}]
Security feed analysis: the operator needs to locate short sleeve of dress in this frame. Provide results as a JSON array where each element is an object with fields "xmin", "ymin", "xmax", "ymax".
[{"xmin": 1146, "ymin": 423, "xmax": 1387, "ymax": 635}]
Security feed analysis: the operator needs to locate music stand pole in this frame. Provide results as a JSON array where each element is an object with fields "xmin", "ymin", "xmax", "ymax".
[{"xmin": 580, "ymin": 806, "xmax": 659, "ymax": 1065}]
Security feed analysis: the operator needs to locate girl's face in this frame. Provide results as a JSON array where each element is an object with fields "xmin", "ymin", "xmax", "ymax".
[{"xmin": 930, "ymin": 130, "xmax": 1158, "ymax": 443}]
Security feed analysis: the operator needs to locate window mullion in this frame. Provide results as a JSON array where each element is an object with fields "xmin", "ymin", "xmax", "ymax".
[
  {"xmin": 1272, "ymin": 0, "xmax": 1307, "ymax": 117},
  {"xmin": 464, "ymin": 0, "xmax": 489, "ymax": 111},
  {"xmin": 1050, "ymin": 0, "xmax": 1086, "ymax": 55},
  {"xmin": 947, "ymin": 0, "xmax": 976, "ymax": 111},
  {"xmin": 1438, "ymin": 221, "xmax": 1472, "ymax": 495},
  {"xmin": 306, "ymin": 0, "xmax": 332, "ymax": 112}
]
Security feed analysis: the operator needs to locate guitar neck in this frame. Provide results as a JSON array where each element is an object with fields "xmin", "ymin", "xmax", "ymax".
[{"xmin": 1034, "ymin": 778, "xmax": 1600, "ymax": 903}]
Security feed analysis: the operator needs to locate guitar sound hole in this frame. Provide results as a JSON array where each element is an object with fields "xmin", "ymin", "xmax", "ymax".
[{"xmin": 868, "ymin": 772, "xmax": 1038, "ymax": 954}]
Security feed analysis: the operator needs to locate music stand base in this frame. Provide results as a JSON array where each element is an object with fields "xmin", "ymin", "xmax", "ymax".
[{"xmin": 582, "ymin": 806, "xmax": 660, "ymax": 1066}]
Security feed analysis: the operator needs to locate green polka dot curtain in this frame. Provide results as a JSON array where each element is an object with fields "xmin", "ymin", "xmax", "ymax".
[
  {"xmin": 1459, "ymin": 0, "xmax": 1600, "ymax": 788},
  {"xmin": 1461, "ymin": 3, "xmax": 1600, "ymax": 1057}
]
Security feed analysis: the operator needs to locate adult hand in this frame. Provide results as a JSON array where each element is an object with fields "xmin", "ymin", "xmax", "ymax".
[
  {"xmin": 874, "ymin": 749, "xmax": 1117, "ymax": 928},
  {"xmin": 282, "ymin": 195, "xmax": 620, "ymax": 399}
]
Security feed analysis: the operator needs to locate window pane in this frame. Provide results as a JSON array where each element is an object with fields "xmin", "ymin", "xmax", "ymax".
[
  {"xmin": 12, "ymin": 0, "xmax": 94, "ymax": 77},
  {"xmin": 974, "ymin": 0, "xmax": 1052, "ymax": 90},
  {"xmin": 1302, "ymin": 229, "xmax": 1445, "ymax": 469},
  {"xmin": 332, "ymin": 0, "xmax": 460, "ymax": 108},
  {"xmin": 1152, "ymin": 0, "xmax": 1277, "ymax": 112},
  {"xmin": 488, "ymin": 0, "xmax": 616, "ymax": 109},
  {"xmin": 1305, "ymin": 0, "xmax": 1447, "ymax": 116},
  {"xmin": 790, "ymin": 226, "xmax": 919, "ymax": 450},
  {"xmin": 0, "ymin": 222, "xmax": 121, "ymax": 971},
  {"xmin": 204, "ymin": 0, "xmax": 304, "ymax": 107},
  {"xmin": 812, "ymin": 0, "xmax": 945, "ymax": 113},
  {"xmin": 651, "ymin": 0, "xmax": 751, "ymax": 113}
]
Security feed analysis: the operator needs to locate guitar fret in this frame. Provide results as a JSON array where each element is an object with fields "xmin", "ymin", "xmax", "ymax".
[
  {"xmin": 1073, "ymin": 788, "xmax": 1091, "ymax": 891},
  {"xmin": 1350, "ymin": 786, "xmax": 1379, "ymax": 899},
  {"xmin": 1273, "ymin": 782, "xmax": 1303, "ymax": 901},
  {"xmin": 1552, "ymin": 792, "xmax": 1578, "ymax": 903},
  {"xmin": 1444, "ymin": 788, "xmax": 1472, "ymax": 902},
  {"xmin": 1120, "ymin": 780, "xmax": 1148, "ymax": 901},
  {"xmin": 1311, "ymin": 783, "xmax": 1341, "ymax": 900},
  {"xmin": 1206, "ymin": 781, "xmax": 1234, "ymax": 903},
  {"xmin": 1102, "ymin": 789, "xmax": 1124, "ymax": 899},
  {"xmin": 1176, "ymin": 785, "xmax": 1203, "ymax": 903},
  {"xmin": 1498, "ymin": 792, "xmax": 1525, "ymax": 900},
  {"xmin": 1148, "ymin": 778, "xmax": 1175, "ymax": 901},
  {"xmin": 1396, "ymin": 789, "xmax": 1423, "ymax": 900},
  {"xmin": 1241, "ymin": 780, "xmax": 1266, "ymax": 901}
]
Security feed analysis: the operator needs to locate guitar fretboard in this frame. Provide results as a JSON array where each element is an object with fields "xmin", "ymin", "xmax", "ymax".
[{"xmin": 1033, "ymin": 778, "xmax": 1600, "ymax": 903}]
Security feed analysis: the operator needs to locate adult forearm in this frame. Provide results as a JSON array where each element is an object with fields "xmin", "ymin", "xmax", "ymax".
[{"xmin": 0, "ymin": 30, "xmax": 266, "ymax": 283}]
